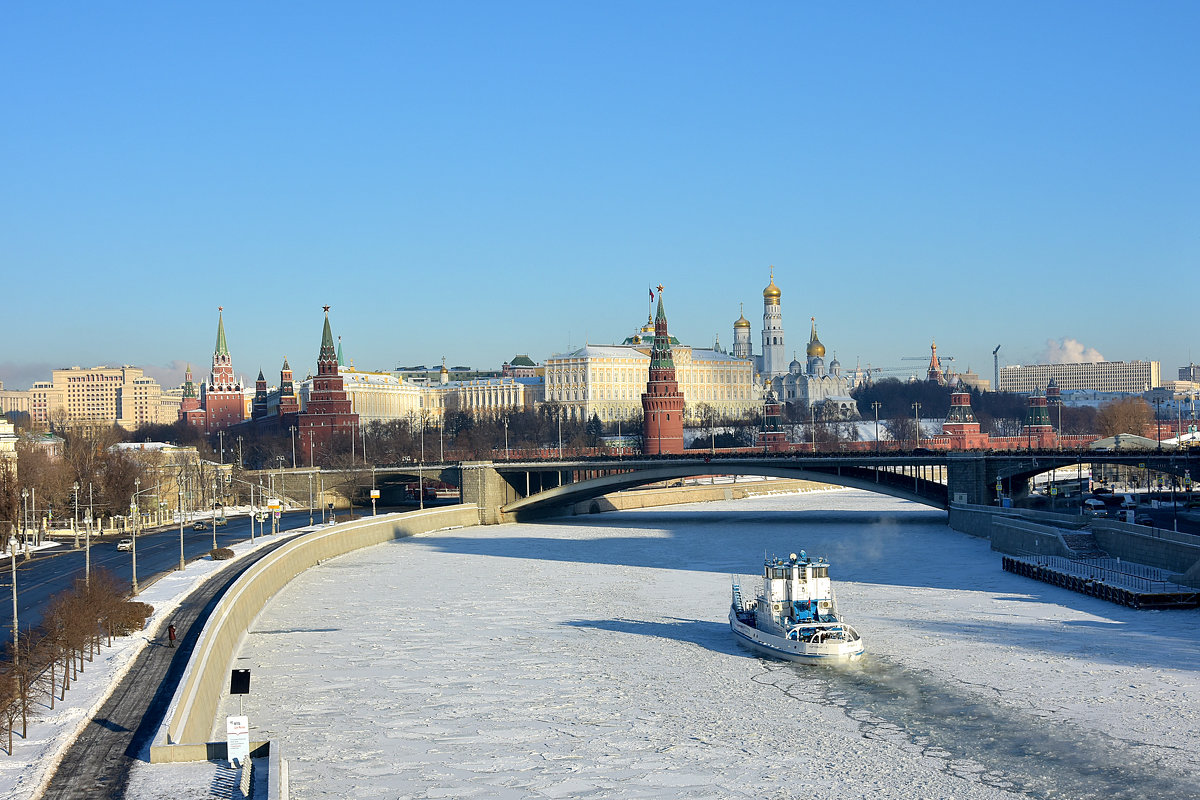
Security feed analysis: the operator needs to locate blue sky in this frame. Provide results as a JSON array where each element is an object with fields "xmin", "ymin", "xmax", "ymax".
[{"xmin": 3, "ymin": 3, "xmax": 1197, "ymax": 390}]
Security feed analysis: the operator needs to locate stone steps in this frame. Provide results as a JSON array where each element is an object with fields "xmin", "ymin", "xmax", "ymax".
[{"xmin": 1061, "ymin": 532, "xmax": 1108, "ymax": 559}]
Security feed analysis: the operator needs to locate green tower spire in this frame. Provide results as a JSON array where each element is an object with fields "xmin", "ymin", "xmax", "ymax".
[
  {"xmin": 215, "ymin": 307, "xmax": 229, "ymax": 357},
  {"xmin": 319, "ymin": 306, "xmax": 337, "ymax": 363}
]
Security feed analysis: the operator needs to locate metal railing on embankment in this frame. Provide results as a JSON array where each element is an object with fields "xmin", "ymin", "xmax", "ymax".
[{"xmin": 1002, "ymin": 554, "xmax": 1198, "ymax": 609}]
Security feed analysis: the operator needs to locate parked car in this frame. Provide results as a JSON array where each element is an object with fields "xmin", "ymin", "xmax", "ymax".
[{"xmin": 117, "ymin": 538, "xmax": 134, "ymax": 551}]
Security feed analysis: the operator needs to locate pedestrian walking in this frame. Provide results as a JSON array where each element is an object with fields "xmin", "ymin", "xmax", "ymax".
[{"xmin": 168, "ymin": 623, "xmax": 177, "ymax": 648}]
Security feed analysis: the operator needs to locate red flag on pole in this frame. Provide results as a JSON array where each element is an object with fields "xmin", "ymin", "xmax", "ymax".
[{"xmin": 649, "ymin": 287, "xmax": 654, "ymax": 302}]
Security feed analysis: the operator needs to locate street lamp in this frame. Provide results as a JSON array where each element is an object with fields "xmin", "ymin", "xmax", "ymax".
[
  {"xmin": 912, "ymin": 402, "xmax": 922, "ymax": 450},
  {"xmin": 871, "ymin": 401, "xmax": 881, "ymax": 453},
  {"xmin": 1153, "ymin": 397, "xmax": 1163, "ymax": 452},
  {"xmin": 131, "ymin": 478, "xmax": 140, "ymax": 595},
  {"xmin": 211, "ymin": 477, "xmax": 218, "ymax": 550},
  {"xmin": 72, "ymin": 481, "xmax": 80, "ymax": 549},
  {"xmin": 504, "ymin": 417, "xmax": 509, "ymax": 460},
  {"xmin": 178, "ymin": 476, "xmax": 186, "ymax": 571},
  {"xmin": 20, "ymin": 489, "xmax": 27, "ymax": 551},
  {"xmin": 9, "ymin": 537, "xmax": 18, "ymax": 671},
  {"xmin": 810, "ymin": 405, "xmax": 816, "ymax": 453}
]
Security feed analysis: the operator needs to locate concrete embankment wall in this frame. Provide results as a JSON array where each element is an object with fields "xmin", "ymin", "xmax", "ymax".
[
  {"xmin": 949, "ymin": 503, "xmax": 1200, "ymax": 586},
  {"xmin": 570, "ymin": 478, "xmax": 838, "ymax": 515},
  {"xmin": 1090, "ymin": 520, "xmax": 1200, "ymax": 575},
  {"xmin": 153, "ymin": 505, "xmax": 480, "ymax": 757}
]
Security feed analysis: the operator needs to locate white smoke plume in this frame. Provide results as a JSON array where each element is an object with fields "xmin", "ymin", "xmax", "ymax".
[{"xmin": 1039, "ymin": 338, "xmax": 1105, "ymax": 364}]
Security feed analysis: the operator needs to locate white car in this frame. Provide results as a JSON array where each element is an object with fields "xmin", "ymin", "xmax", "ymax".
[{"xmin": 117, "ymin": 538, "xmax": 134, "ymax": 551}]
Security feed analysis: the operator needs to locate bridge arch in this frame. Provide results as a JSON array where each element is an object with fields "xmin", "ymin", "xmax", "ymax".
[{"xmin": 500, "ymin": 461, "xmax": 947, "ymax": 519}]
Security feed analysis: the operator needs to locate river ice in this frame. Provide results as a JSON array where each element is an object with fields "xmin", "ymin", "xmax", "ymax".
[{"xmin": 131, "ymin": 489, "xmax": 1200, "ymax": 799}]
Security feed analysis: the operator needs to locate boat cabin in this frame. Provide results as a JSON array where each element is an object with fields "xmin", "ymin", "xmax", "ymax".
[{"xmin": 760, "ymin": 552, "xmax": 835, "ymax": 624}]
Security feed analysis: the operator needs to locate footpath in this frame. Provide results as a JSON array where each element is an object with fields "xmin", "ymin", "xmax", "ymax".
[{"xmin": 0, "ymin": 524, "xmax": 319, "ymax": 800}]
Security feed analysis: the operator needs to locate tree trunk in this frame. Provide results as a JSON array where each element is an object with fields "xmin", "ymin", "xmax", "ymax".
[{"xmin": 49, "ymin": 662, "xmax": 55, "ymax": 710}]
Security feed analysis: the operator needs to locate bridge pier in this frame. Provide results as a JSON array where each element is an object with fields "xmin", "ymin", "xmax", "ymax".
[
  {"xmin": 946, "ymin": 454, "xmax": 995, "ymax": 507},
  {"xmin": 459, "ymin": 462, "xmax": 519, "ymax": 524}
]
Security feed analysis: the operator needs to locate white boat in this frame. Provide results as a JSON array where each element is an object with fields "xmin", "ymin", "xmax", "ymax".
[{"xmin": 729, "ymin": 551, "xmax": 864, "ymax": 662}]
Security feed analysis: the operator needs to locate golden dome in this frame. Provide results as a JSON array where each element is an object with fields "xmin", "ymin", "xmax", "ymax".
[
  {"xmin": 806, "ymin": 318, "xmax": 825, "ymax": 358},
  {"xmin": 763, "ymin": 269, "xmax": 781, "ymax": 304},
  {"xmin": 734, "ymin": 303, "xmax": 751, "ymax": 329}
]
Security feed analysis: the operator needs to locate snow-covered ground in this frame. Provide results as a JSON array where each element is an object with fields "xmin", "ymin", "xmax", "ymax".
[
  {"xmin": 0, "ymin": 520, "xmax": 318, "ymax": 800},
  {"xmin": 122, "ymin": 489, "xmax": 1199, "ymax": 799}
]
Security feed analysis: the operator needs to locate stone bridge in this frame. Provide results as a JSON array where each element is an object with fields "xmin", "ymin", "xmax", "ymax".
[{"xmin": 336, "ymin": 450, "xmax": 1199, "ymax": 524}]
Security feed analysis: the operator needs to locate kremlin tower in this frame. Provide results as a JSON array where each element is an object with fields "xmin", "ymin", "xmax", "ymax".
[
  {"xmin": 1022, "ymin": 389, "xmax": 1056, "ymax": 448},
  {"xmin": 298, "ymin": 307, "xmax": 359, "ymax": 466},
  {"xmin": 761, "ymin": 268, "xmax": 785, "ymax": 377},
  {"xmin": 200, "ymin": 307, "xmax": 246, "ymax": 433},
  {"xmin": 279, "ymin": 357, "xmax": 299, "ymax": 415},
  {"xmin": 641, "ymin": 286, "xmax": 685, "ymax": 455}
]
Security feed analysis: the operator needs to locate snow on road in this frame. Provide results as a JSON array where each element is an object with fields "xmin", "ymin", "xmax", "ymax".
[{"xmin": 130, "ymin": 490, "xmax": 1200, "ymax": 799}]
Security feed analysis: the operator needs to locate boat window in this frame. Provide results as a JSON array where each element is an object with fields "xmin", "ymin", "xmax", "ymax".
[{"xmin": 815, "ymin": 567, "xmax": 828, "ymax": 578}]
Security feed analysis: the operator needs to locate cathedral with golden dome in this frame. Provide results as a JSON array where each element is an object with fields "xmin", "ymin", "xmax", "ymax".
[{"xmin": 735, "ymin": 269, "xmax": 859, "ymax": 418}]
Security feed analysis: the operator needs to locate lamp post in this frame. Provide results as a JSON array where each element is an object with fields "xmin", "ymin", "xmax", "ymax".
[
  {"xmin": 810, "ymin": 405, "xmax": 816, "ymax": 453},
  {"xmin": 504, "ymin": 417, "xmax": 509, "ymax": 460},
  {"xmin": 871, "ymin": 401, "xmax": 881, "ymax": 453},
  {"xmin": 308, "ymin": 472, "xmax": 314, "ymax": 527},
  {"xmin": 178, "ymin": 478, "xmax": 186, "ymax": 571},
  {"xmin": 371, "ymin": 467, "xmax": 377, "ymax": 516},
  {"xmin": 131, "ymin": 478, "xmax": 140, "ymax": 595},
  {"xmin": 1154, "ymin": 397, "xmax": 1163, "ymax": 452},
  {"xmin": 419, "ymin": 416, "xmax": 425, "ymax": 510},
  {"xmin": 912, "ymin": 402, "xmax": 922, "ymax": 450},
  {"xmin": 557, "ymin": 411, "xmax": 563, "ymax": 458},
  {"xmin": 72, "ymin": 481, "xmax": 80, "ymax": 549},
  {"xmin": 9, "ymin": 536, "xmax": 18, "ymax": 666},
  {"xmin": 20, "ymin": 489, "xmax": 27, "ymax": 550},
  {"xmin": 218, "ymin": 430, "xmax": 225, "ymax": 464},
  {"xmin": 211, "ymin": 477, "xmax": 218, "ymax": 550},
  {"xmin": 237, "ymin": 435, "xmax": 244, "ymax": 468}
]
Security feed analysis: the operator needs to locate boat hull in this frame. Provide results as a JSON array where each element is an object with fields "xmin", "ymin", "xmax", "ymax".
[{"xmin": 729, "ymin": 608, "xmax": 864, "ymax": 662}]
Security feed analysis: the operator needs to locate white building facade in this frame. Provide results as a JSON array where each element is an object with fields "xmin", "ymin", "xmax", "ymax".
[
  {"xmin": 544, "ymin": 344, "xmax": 757, "ymax": 424},
  {"xmin": 998, "ymin": 361, "xmax": 1161, "ymax": 393}
]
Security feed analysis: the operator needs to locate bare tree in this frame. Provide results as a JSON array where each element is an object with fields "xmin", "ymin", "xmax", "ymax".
[{"xmin": 1096, "ymin": 397, "xmax": 1153, "ymax": 438}]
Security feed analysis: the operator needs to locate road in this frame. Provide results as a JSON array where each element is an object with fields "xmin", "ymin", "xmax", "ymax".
[
  {"xmin": 39, "ymin": 533, "xmax": 299, "ymax": 800},
  {"xmin": 0, "ymin": 510, "xmax": 319, "ymax": 649}
]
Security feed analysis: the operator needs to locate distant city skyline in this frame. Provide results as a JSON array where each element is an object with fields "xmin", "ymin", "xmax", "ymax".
[{"xmin": 3, "ymin": 4, "xmax": 1196, "ymax": 390}]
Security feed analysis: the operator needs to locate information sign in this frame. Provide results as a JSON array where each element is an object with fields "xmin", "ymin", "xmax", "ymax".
[
  {"xmin": 370, "ymin": 489, "xmax": 380, "ymax": 499},
  {"xmin": 226, "ymin": 715, "xmax": 250, "ymax": 767}
]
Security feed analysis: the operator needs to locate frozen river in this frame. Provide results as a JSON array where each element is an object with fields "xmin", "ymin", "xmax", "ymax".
[{"xmin": 144, "ymin": 490, "xmax": 1200, "ymax": 799}]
